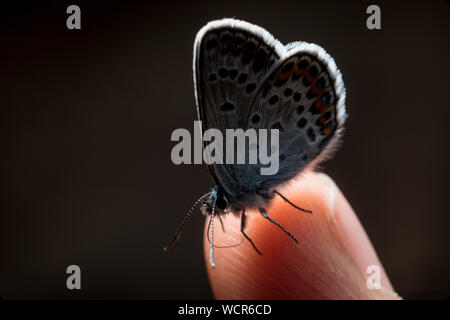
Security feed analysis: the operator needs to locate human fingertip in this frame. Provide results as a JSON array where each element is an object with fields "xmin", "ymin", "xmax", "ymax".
[{"xmin": 203, "ymin": 172, "xmax": 400, "ymax": 299}]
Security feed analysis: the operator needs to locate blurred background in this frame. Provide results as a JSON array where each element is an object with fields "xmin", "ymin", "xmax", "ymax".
[{"xmin": 0, "ymin": 0, "xmax": 448, "ymax": 299}]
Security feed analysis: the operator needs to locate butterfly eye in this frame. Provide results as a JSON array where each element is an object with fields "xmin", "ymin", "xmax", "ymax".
[{"xmin": 216, "ymin": 194, "xmax": 228, "ymax": 210}]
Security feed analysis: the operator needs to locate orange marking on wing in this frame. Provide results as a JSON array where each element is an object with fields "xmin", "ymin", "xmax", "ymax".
[
  {"xmin": 309, "ymin": 85, "xmax": 325, "ymax": 96},
  {"xmin": 318, "ymin": 116, "xmax": 327, "ymax": 125},
  {"xmin": 277, "ymin": 71, "xmax": 291, "ymax": 81},
  {"xmin": 314, "ymin": 100, "xmax": 328, "ymax": 112},
  {"xmin": 293, "ymin": 64, "xmax": 304, "ymax": 75}
]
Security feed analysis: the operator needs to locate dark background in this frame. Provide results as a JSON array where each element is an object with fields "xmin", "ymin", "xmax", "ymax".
[{"xmin": 0, "ymin": 0, "xmax": 448, "ymax": 299}]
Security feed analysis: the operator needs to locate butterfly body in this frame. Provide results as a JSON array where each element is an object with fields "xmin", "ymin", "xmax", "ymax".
[
  {"xmin": 200, "ymin": 185, "xmax": 274, "ymax": 217},
  {"xmin": 166, "ymin": 19, "xmax": 346, "ymax": 267}
]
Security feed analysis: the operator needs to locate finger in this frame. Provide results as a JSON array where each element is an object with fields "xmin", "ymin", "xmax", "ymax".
[{"xmin": 203, "ymin": 171, "xmax": 401, "ymax": 299}]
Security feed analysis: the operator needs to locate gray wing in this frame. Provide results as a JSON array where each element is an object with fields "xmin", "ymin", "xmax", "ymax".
[
  {"xmin": 243, "ymin": 42, "xmax": 347, "ymax": 190},
  {"xmin": 193, "ymin": 19, "xmax": 287, "ymax": 196}
]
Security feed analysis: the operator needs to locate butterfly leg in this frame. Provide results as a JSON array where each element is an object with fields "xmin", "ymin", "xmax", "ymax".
[
  {"xmin": 218, "ymin": 215, "xmax": 226, "ymax": 233},
  {"xmin": 259, "ymin": 208, "xmax": 299, "ymax": 244},
  {"xmin": 273, "ymin": 190, "xmax": 312, "ymax": 214},
  {"xmin": 240, "ymin": 210, "xmax": 262, "ymax": 255}
]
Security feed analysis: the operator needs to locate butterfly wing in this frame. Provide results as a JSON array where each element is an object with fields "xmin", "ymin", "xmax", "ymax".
[
  {"xmin": 245, "ymin": 42, "xmax": 347, "ymax": 190},
  {"xmin": 193, "ymin": 19, "xmax": 287, "ymax": 196},
  {"xmin": 194, "ymin": 19, "xmax": 346, "ymax": 196}
]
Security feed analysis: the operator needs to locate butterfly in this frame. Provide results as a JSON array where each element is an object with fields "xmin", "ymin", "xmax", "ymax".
[{"xmin": 165, "ymin": 18, "xmax": 346, "ymax": 267}]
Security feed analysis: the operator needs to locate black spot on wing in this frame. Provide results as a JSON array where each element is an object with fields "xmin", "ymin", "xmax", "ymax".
[
  {"xmin": 242, "ymin": 41, "xmax": 257, "ymax": 65},
  {"xmin": 269, "ymin": 95, "xmax": 279, "ymax": 105},
  {"xmin": 297, "ymin": 118, "xmax": 307, "ymax": 128},
  {"xmin": 271, "ymin": 122, "xmax": 284, "ymax": 132},
  {"xmin": 205, "ymin": 38, "xmax": 217, "ymax": 50},
  {"xmin": 219, "ymin": 32, "xmax": 232, "ymax": 55},
  {"xmin": 281, "ymin": 62, "xmax": 294, "ymax": 73},
  {"xmin": 298, "ymin": 59, "xmax": 309, "ymax": 69},
  {"xmin": 238, "ymin": 73, "xmax": 248, "ymax": 84},
  {"xmin": 309, "ymin": 65, "xmax": 319, "ymax": 77},
  {"xmin": 232, "ymin": 36, "xmax": 245, "ymax": 57},
  {"xmin": 307, "ymin": 127, "xmax": 316, "ymax": 142},
  {"xmin": 284, "ymin": 88, "xmax": 293, "ymax": 97},
  {"xmin": 321, "ymin": 91, "xmax": 331, "ymax": 105},
  {"xmin": 208, "ymin": 73, "xmax": 216, "ymax": 82},
  {"xmin": 251, "ymin": 114, "xmax": 261, "ymax": 123},
  {"xmin": 316, "ymin": 77, "xmax": 326, "ymax": 88},
  {"xmin": 253, "ymin": 49, "xmax": 268, "ymax": 73},
  {"xmin": 220, "ymin": 102, "xmax": 235, "ymax": 112}
]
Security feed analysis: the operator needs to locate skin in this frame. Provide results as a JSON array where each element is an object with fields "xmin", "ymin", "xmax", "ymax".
[{"xmin": 203, "ymin": 171, "xmax": 401, "ymax": 299}]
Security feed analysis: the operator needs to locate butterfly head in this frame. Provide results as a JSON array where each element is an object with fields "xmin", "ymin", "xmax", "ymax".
[{"xmin": 201, "ymin": 186, "xmax": 231, "ymax": 216}]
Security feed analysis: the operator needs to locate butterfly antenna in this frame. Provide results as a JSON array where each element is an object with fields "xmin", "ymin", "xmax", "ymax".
[
  {"xmin": 274, "ymin": 190, "xmax": 312, "ymax": 214},
  {"xmin": 164, "ymin": 192, "xmax": 210, "ymax": 252},
  {"xmin": 209, "ymin": 195, "xmax": 218, "ymax": 268}
]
